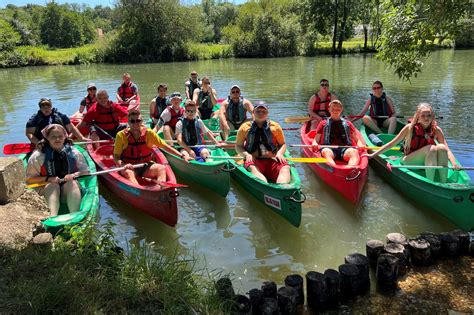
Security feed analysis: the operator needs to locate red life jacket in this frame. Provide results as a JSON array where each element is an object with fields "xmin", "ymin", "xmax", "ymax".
[
  {"xmin": 118, "ymin": 82, "xmax": 135, "ymax": 100},
  {"xmin": 94, "ymin": 101, "xmax": 120, "ymax": 131},
  {"xmin": 120, "ymin": 127, "xmax": 153, "ymax": 164},
  {"xmin": 166, "ymin": 107, "xmax": 185, "ymax": 130},
  {"xmin": 311, "ymin": 92, "xmax": 332, "ymax": 117},
  {"xmin": 405, "ymin": 123, "xmax": 436, "ymax": 154},
  {"xmin": 84, "ymin": 95, "xmax": 96, "ymax": 111}
]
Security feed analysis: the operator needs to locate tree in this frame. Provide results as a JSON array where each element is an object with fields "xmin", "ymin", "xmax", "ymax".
[
  {"xmin": 377, "ymin": 0, "xmax": 471, "ymax": 81},
  {"xmin": 40, "ymin": 3, "xmax": 62, "ymax": 47}
]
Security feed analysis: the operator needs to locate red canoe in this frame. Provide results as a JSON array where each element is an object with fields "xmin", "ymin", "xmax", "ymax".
[
  {"xmin": 300, "ymin": 121, "xmax": 368, "ymax": 204},
  {"xmin": 87, "ymin": 143, "xmax": 179, "ymax": 227}
]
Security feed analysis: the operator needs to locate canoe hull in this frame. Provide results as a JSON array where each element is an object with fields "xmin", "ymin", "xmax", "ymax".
[{"xmin": 300, "ymin": 122, "xmax": 368, "ymax": 204}]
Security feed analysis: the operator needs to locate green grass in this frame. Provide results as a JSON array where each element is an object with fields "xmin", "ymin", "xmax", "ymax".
[
  {"xmin": 0, "ymin": 222, "xmax": 227, "ymax": 313},
  {"xmin": 184, "ymin": 42, "xmax": 233, "ymax": 60}
]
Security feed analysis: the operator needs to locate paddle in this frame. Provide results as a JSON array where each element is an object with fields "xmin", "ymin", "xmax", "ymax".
[
  {"xmin": 3, "ymin": 140, "xmax": 112, "ymax": 155},
  {"xmin": 291, "ymin": 144, "xmax": 401, "ymax": 151},
  {"xmin": 386, "ymin": 163, "xmax": 474, "ymax": 172},
  {"xmin": 210, "ymin": 156, "xmax": 328, "ymax": 163},
  {"xmin": 285, "ymin": 115, "xmax": 443, "ymax": 123},
  {"xmin": 141, "ymin": 177, "xmax": 188, "ymax": 188},
  {"xmin": 26, "ymin": 163, "xmax": 147, "ymax": 188}
]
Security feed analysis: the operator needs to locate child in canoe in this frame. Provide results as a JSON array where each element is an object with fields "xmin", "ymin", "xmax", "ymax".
[
  {"xmin": 311, "ymin": 100, "xmax": 364, "ymax": 167},
  {"xmin": 26, "ymin": 124, "xmax": 90, "ymax": 216},
  {"xmin": 367, "ymin": 103, "xmax": 460, "ymax": 182}
]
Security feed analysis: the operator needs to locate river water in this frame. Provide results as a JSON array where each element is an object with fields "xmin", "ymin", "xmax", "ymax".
[{"xmin": 1, "ymin": 50, "xmax": 473, "ymax": 292}]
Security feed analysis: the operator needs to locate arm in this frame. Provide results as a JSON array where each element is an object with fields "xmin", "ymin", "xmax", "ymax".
[
  {"xmin": 184, "ymin": 81, "xmax": 191, "ymax": 99},
  {"xmin": 116, "ymin": 90, "xmax": 123, "ymax": 103},
  {"xmin": 209, "ymin": 88, "xmax": 217, "ymax": 107},
  {"xmin": 26, "ymin": 127, "xmax": 39, "ymax": 145},
  {"xmin": 66, "ymin": 123, "xmax": 88, "ymax": 142},
  {"xmin": 387, "ymin": 96, "xmax": 396, "ymax": 117},
  {"xmin": 150, "ymin": 98, "xmax": 156, "ymax": 119},
  {"xmin": 204, "ymin": 124, "xmax": 220, "ymax": 145},
  {"xmin": 273, "ymin": 124, "xmax": 287, "ymax": 163},
  {"xmin": 153, "ymin": 109, "xmax": 170, "ymax": 132},
  {"xmin": 307, "ymin": 95, "xmax": 319, "ymax": 119},
  {"xmin": 244, "ymin": 99, "xmax": 254, "ymax": 120},
  {"xmin": 79, "ymin": 98, "xmax": 86, "ymax": 114},
  {"xmin": 369, "ymin": 125, "xmax": 409, "ymax": 158},
  {"xmin": 219, "ymin": 101, "xmax": 230, "ymax": 130},
  {"xmin": 351, "ymin": 98, "xmax": 371, "ymax": 122},
  {"xmin": 192, "ymin": 88, "xmax": 199, "ymax": 103}
]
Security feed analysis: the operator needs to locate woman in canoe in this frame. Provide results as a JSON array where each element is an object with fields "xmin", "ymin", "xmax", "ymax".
[
  {"xmin": 79, "ymin": 83, "xmax": 97, "ymax": 114},
  {"xmin": 175, "ymin": 100, "xmax": 221, "ymax": 162},
  {"xmin": 311, "ymin": 100, "xmax": 364, "ymax": 167},
  {"xmin": 26, "ymin": 124, "xmax": 90, "ymax": 216},
  {"xmin": 114, "ymin": 110, "xmax": 190, "ymax": 186},
  {"xmin": 368, "ymin": 103, "xmax": 459, "ymax": 182}
]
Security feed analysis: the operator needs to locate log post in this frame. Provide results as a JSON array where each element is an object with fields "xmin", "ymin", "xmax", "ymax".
[
  {"xmin": 408, "ymin": 237, "xmax": 432, "ymax": 266},
  {"xmin": 277, "ymin": 286, "xmax": 297, "ymax": 315},
  {"xmin": 376, "ymin": 253, "xmax": 399, "ymax": 292},
  {"xmin": 284, "ymin": 274, "xmax": 304, "ymax": 306},
  {"xmin": 366, "ymin": 239, "xmax": 384, "ymax": 268},
  {"xmin": 383, "ymin": 243, "xmax": 407, "ymax": 276},
  {"xmin": 305, "ymin": 271, "xmax": 328, "ymax": 310}
]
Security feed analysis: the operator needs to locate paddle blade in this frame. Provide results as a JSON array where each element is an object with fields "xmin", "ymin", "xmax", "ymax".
[
  {"xmin": 284, "ymin": 116, "xmax": 310, "ymax": 123},
  {"xmin": 159, "ymin": 182, "xmax": 188, "ymax": 188},
  {"xmin": 386, "ymin": 162, "xmax": 393, "ymax": 172},
  {"xmin": 3, "ymin": 143, "xmax": 35, "ymax": 155},
  {"xmin": 26, "ymin": 181, "xmax": 47, "ymax": 189},
  {"xmin": 288, "ymin": 157, "xmax": 328, "ymax": 163}
]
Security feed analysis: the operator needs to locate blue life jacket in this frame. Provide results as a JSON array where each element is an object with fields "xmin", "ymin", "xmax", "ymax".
[
  {"xmin": 153, "ymin": 95, "xmax": 169, "ymax": 119},
  {"xmin": 41, "ymin": 144, "xmax": 78, "ymax": 178},
  {"xmin": 226, "ymin": 96, "xmax": 246, "ymax": 126},
  {"xmin": 245, "ymin": 121, "xmax": 277, "ymax": 155},
  {"xmin": 322, "ymin": 118, "xmax": 352, "ymax": 146},
  {"xmin": 181, "ymin": 117, "xmax": 204, "ymax": 146}
]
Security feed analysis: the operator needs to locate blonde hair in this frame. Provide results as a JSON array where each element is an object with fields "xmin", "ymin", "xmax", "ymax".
[
  {"xmin": 404, "ymin": 103, "xmax": 437, "ymax": 153},
  {"xmin": 329, "ymin": 100, "xmax": 343, "ymax": 109}
]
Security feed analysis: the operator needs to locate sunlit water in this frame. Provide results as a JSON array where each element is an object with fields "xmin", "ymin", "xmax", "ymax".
[{"xmin": 1, "ymin": 50, "xmax": 472, "ymax": 292}]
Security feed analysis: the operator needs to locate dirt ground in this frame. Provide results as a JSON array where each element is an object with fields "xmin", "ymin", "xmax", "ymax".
[{"xmin": 0, "ymin": 189, "xmax": 49, "ymax": 249}]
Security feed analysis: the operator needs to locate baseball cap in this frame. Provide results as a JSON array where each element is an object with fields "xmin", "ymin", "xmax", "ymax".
[
  {"xmin": 230, "ymin": 85, "xmax": 240, "ymax": 90},
  {"xmin": 87, "ymin": 83, "xmax": 96, "ymax": 89},
  {"xmin": 170, "ymin": 92, "xmax": 182, "ymax": 99},
  {"xmin": 254, "ymin": 101, "xmax": 268, "ymax": 110}
]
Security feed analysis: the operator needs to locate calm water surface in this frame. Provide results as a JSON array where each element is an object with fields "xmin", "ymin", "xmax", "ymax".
[{"xmin": 1, "ymin": 50, "xmax": 473, "ymax": 292}]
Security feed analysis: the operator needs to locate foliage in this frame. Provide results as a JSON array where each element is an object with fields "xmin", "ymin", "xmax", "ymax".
[
  {"xmin": 184, "ymin": 42, "xmax": 233, "ymax": 60},
  {"xmin": 0, "ymin": 19, "xmax": 21, "ymax": 51},
  {"xmin": 201, "ymin": 0, "xmax": 238, "ymax": 43},
  {"xmin": 377, "ymin": 0, "xmax": 471, "ymax": 81},
  {"xmin": 0, "ymin": 221, "xmax": 225, "ymax": 313}
]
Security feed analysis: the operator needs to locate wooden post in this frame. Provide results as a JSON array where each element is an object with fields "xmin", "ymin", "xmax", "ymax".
[
  {"xmin": 306, "ymin": 271, "xmax": 328, "ymax": 310},
  {"xmin": 439, "ymin": 232, "xmax": 460, "ymax": 257},
  {"xmin": 451, "ymin": 230, "xmax": 470, "ymax": 255},
  {"xmin": 366, "ymin": 239, "xmax": 384, "ymax": 268},
  {"xmin": 420, "ymin": 232, "xmax": 441, "ymax": 260},
  {"xmin": 261, "ymin": 281, "xmax": 277, "ymax": 299},
  {"xmin": 284, "ymin": 274, "xmax": 304, "ymax": 306},
  {"xmin": 408, "ymin": 237, "xmax": 432, "ymax": 266},
  {"xmin": 338, "ymin": 263, "xmax": 361, "ymax": 299},
  {"xmin": 344, "ymin": 253, "xmax": 370, "ymax": 293},
  {"xmin": 232, "ymin": 294, "xmax": 251, "ymax": 315},
  {"xmin": 248, "ymin": 288, "xmax": 262, "ymax": 315},
  {"xmin": 324, "ymin": 268, "xmax": 340, "ymax": 308},
  {"xmin": 260, "ymin": 298, "xmax": 278, "ymax": 315},
  {"xmin": 376, "ymin": 253, "xmax": 399, "ymax": 292},
  {"xmin": 383, "ymin": 243, "xmax": 407, "ymax": 276},
  {"xmin": 277, "ymin": 286, "xmax": 297, "ymax": 315},
  {"xmin": 216, "ymin": 277, "xmax": 235, "ymax": 302}
]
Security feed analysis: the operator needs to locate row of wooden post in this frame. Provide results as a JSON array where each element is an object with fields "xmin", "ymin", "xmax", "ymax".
[{"xmin": 215, "ymin": 229, "xmax": 473, "ymax": 314}]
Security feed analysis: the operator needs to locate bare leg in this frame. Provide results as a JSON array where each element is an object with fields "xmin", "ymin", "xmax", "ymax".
[
  {"xmin": 121, "ymin": 169, "xmax": 139, "ymax": 185},
  {"xmin": 362, "ymin": 116, "xmax": 383, "ymax": 134},
  {"xmin": 200, "ymin": 148, "xmax": 210, "ymax": 160},
  {"xmin": 248, "ymin": 165, "xmax": 267, "ymax": 183},
  {"xmin": 144, "ymin": 164, "xmax": 167, "ymax": 185},
  {"xmin": 276, "ymin": 165, "xmax": 291, "ymax": 184},
  {"xmin": 220, "ymin": 116, "xmax": 230, "ymax": 140},
  {"xmin": 162, "ymin": 126, "xmax": 175, "ymax": 142},
  {"xmin": 435, "ymin": 144, "xmax": 449, "ymax": 183},
  {"xmin": 383, "ymin": 117, "xmax": 398, "ymax": 134},
  {"xmin": 321, "ymin": 148, "xmax": 336, "ymax": 166},
  {"xmin": 44, "ymin": 183, "xmax": 61, "ymax": 216},
  {"xmin": 62, "ymin": 180, "xmax": 82, "ymax": 212},
  {"xmin": 90, "ymin": 132, "xmax": 101, "ymax": 149},
  {"xmin": 310, "ymin": 116, "xmax": 322, "ymax": 130},
  {"xmin": 402, "ymin": 145, "xmax": 437, "ymax": 181},
  {"xmin": 343, "ymin": 148, "xmax": 360, "ymax": 166}
]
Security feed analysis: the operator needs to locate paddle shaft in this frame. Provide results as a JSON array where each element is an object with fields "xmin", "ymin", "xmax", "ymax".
[
  {"xmin": 210, "ymin": 156, "xmax": 328, "ymax": 163},
  {"xmin": 388, "ymin": 164, "xmax": 473, "ymax": 170},
  {"xmin": 291, "ymin": 144, "xmax": 400, "ymax": 151},
  {"xmin": 285, "ymin": 115, "xmax": 443, "ymax": 123}
]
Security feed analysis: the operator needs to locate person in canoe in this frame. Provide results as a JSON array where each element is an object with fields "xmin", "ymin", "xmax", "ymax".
[
  {"xmin": 116, "ymin": 72, "xmax": 139, "ymax": 108},
  {"xmin": 367, "ymin": 103, "xmax": 459, "ymax": 182},
  {"xmin": 219, "ymin": 85, "xmax": 254, "ymax": 140},
  {"xmin": 307, "ymin": 79, "xmax": 339, "ymax": 130},
  {"xmin": 235, "ymin": 101, "xmax": 291, "ymax": 184},
  {"xmin": 185, "ymin": 70, "xmax": 201, "ymax": 100},
  {"xmin": 351, "ymin": 80, "xmax": 397, "ymax": 134},
  {"xmin": 26, "ymin": 98, "xmax": 88, "ymax": 145},
  {"xmin": 192, "ymin": 76, "xmax": 218, "ymax": 120},
  {"xmin": 176, "ymin": 100, "xmax": 222, "ymax": 162},
  {"xmin": 76, "ymin": 90, "xmax": 128, "ymax": 144},
  {"xmin": 79, "ymin": 83, "xmax": 97, "ymax": 114},
  {"xmin": 152, "ymin": 92, "xmax": 185, "ymax": 142},
  {"xmin": 26, "ymin": 124, "xmax": 90, "ymax": 216},
  {"xmin": 149, "ymin": 83, "xmax": 169, "ymax": 129},
  {"xmin": 114, "ymin": 110, "xmax": 190, "ymax": 186},
  {"xmin": 311, "ymin": 100, "xmax": 364, "ymax": 167}
]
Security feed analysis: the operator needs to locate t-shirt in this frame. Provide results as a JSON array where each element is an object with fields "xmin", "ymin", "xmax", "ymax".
[
  {"xmin": 236, "ymin": 120, "xmax": 286, "ymax": 148},
  {"xmin": 26, "ymin": 146, "xmax": 88, "ymax": 179},
  {"xmin": 26, "ymin": 110, "xmax": 71, "ymax": 140},
  {"xmin": 114, "ymin": 127, "xmax": 167, "ymax": 157},
  {"xmin": 175, "ymin": 119, "xmax": 209, "ymax": 137},
  {"xmin": 314, "ymin": 119, "xmax": 357, "ymax": 145},
  {"xmin": 157, "ymin": 106, "xmax": 183, "ymax": 128}
]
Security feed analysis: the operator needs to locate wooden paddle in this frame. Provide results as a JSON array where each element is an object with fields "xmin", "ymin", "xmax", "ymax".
[
  {"xmin": 291, "ymin": 144, "xmax": 401, "ymax": 151},
  {"xmin": 3, "ymin": 140, "xmax": 112, "ymax": 155},
  {"xmin": 210, "ymin": 156, "xmax": 328, "ymax": 163},
  {"xmin": 26, "ymin": 163, "xmax": 147, "ymax": 188},
  {"xmin": 386, "ymin": 163, "xmax": 474, "ymax": 171}
]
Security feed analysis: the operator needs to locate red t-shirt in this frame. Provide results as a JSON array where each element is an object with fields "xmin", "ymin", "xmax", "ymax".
[{"xmin": 315, "ymin": 119, "xmax": 357, "ymax": 145}]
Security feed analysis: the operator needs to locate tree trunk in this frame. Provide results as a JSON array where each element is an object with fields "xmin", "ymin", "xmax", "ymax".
[
  {"xmin": 363, "ymin": 25, "xmax": 368, "ymax": 51},
  {"xmin": 337, "ymin": 0, "xmax": 348, "ymax": 54},
  {"xmin": 332, "ymin": 0, "xmax": 339, "ymax": 55}
]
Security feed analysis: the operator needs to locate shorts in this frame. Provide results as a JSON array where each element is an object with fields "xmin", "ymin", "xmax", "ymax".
[
  {"xmin": 321, "ymin": 147, "xmax": 348, "ymax": 161},
  {"xmin": 134, "ymin": 162, "xmax": 152, "ymax": 177},
  {"xmin": 244, "ymin": 158, "xmax": 289, "ymax": 182},
  {"xmin": 373, "ymin": 117, "xmax": 386, "ymax": 128},
  {"xmin": 227, "ymin": 120, "xmax": 243, "ymax": 130},
  {"xmin": 90, "ymin": 123, "xmax": 127, "ymax": 139},
  {"xmin": 181, "ymin": 146, "xmax": 206, "ymax": 162}
]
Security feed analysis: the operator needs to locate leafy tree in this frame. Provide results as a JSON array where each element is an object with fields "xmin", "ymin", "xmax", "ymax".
[
  {"xmin": 40, "ymin": 3, "xmax": 62, "ymax": 47},
  {"xmin": 0, "ymin": 19, "xmax": 21, "ymax": 51}
]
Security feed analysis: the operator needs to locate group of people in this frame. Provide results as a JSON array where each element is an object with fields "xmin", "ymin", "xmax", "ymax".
[
  {"xmin": 307, "ymin": 79, "xmax": 459, "ymax": 181},
  {"xmin": 23, "ymin": 72, "xmax": 459, "ymax": 217}
]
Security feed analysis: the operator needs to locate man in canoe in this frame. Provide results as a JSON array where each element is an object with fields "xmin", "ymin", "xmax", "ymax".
[
  {"xmin": 77, "ymin": 89, "xmax": 128, "ymax": 143},
  {"xmin": 351, "ymin": 80, "xmax": 397, "ymax": 134},
  {"xmin": 176, "ymin": 100, "xmax": 222, "ymax": 162},
  {"xmin": 192, "ymin": 76, "xmax": 218, "ymax": 120},
  {"xmin": 116, "ymin": 72, "xmax": 139, "ymax": 107},
  {"xmin": 149, "ymin": 83, "xmax": 169, "ymax": 129},
  {"xmin": 26, "ymin": 124, "xmax": 90, "ymax": 216},
  {"xmin": 152, "ymin": 92, "xmax": 185, "ymax": 142},
  {"xmin": 185, "ymin": 70, "xmax": 201, "ymax": 100},
  {"xmin": 26, "ymin": 98, "xmax": 88, "ymax": 145},
  {"xmin": 79, "ymin": 83, "xmax": 97, "ymax": 114},
  {"xmin": 307, "ymin": 79, "xmax": 339, "ymax": 129},
  {"xmin": 311, "ymin": 100, "xmax": 364, "ymax": 167},
  {"xmin": 219, "ymin": 85, "xmax": 254, "ymax": 140},
  {"xmin": 235, "ymin": 101, "xmax": 291, "ymax": 184},
  {"xmin": 367, "ymin": 103, "xmax": 459, "ymax": 182},
  {"xmin": 114, "ymin": 110, "xmax": 189, "ymax": 186}
]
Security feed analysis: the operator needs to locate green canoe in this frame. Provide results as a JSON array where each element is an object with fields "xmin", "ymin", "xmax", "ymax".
[
  {"xmin": 21, "ymin": 145, "xmax": 100, "ymax": 234},
  {"xmin": 360, "ymin": 122, "xmax": 474, "ymax": 231},
  {"xmin": 222, "ymin": 136, "xmax": 305, "ymax": 227}
]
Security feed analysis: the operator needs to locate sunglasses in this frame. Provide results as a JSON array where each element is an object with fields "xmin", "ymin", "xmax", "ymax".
[
  {"xmin": 203, "ymin": 81, "xmax": 210, "ymax": 84},
  {"xmin": 255, "ymin": 110, "xmax": 267, "ymax": 114},
  {"xmin": 88, "ymin": 87, "xmax": 97, "ymax": 91},
  {"xmin": 372, "ymin": 86, "xmax": 382, "ymax": 90},
  {"xmin": 420, "ymin": 114, "xmax": 432, "ymax": 118},
  {"xmin": 231, "ymin": 90, "xmax": 240, "ymax": 94},
  {"xmin": 320, "ymin": 83, "xmax": 329, "ymax": 87},
  {"xmin": 129, "ymin": 119, "xmax": 142, "ymax": 124},
  {"xmin": 186, "ymin": 110, "xmax": 196, "ymax": 113}
]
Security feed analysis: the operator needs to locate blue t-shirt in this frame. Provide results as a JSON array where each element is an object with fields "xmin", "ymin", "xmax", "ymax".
[{"xmin": 26, "ymin": 109, "xmax": 71, "ymax": 140}]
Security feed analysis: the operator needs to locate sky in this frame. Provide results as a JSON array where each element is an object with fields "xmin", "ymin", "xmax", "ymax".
[{"xmin": 1, "ymin": 0, "xmax": 247, "ymax": 8}]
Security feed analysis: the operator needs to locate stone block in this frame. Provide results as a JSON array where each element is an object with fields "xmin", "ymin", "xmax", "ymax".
[{"xmin": 0, "ymin": 157, "xmax": 25, "ymax": 204}]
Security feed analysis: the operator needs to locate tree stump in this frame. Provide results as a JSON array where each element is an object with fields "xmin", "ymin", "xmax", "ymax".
[
  {"xmin": 439, "ymin": 232, "xmax": 460, "ymax": 257},
  {"xmin": 324, "ymin": 268, "xmax": 340, "ymax": 309},
  {"xmin": 376, "ymin": 253, "xmax": 399, "ymax": 292},
  {"xmin": 344, "ymin": 253, "xmax": 370, "ymax": 293},
  {"xmin": 277, "ymin": 286, "xmax": 297, "ymax": 315},
  {"xmin": 420, "ymin": 232, "xmax": 441, "ymax": 260},
  {"xmin": 32, "ymin": 232, "xmax": 53, "ymax": 250},
  {"xmin": 284, "ymin": 274, "xmax": 304, "ymax": 306},
  {"xmin": 383, "ymin": 243, "xmax": 407, "ymax": 276},
  {"xmin": 366, "ymin": 239, "xmax": 384, "ymax": 268},
  {"xmin": 306, "ymin": 271, "xmax": 328, "ymax": 310},
  {"xmin": 408, "ymin": 237, "xmax": 432, "ymax": 266}
]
